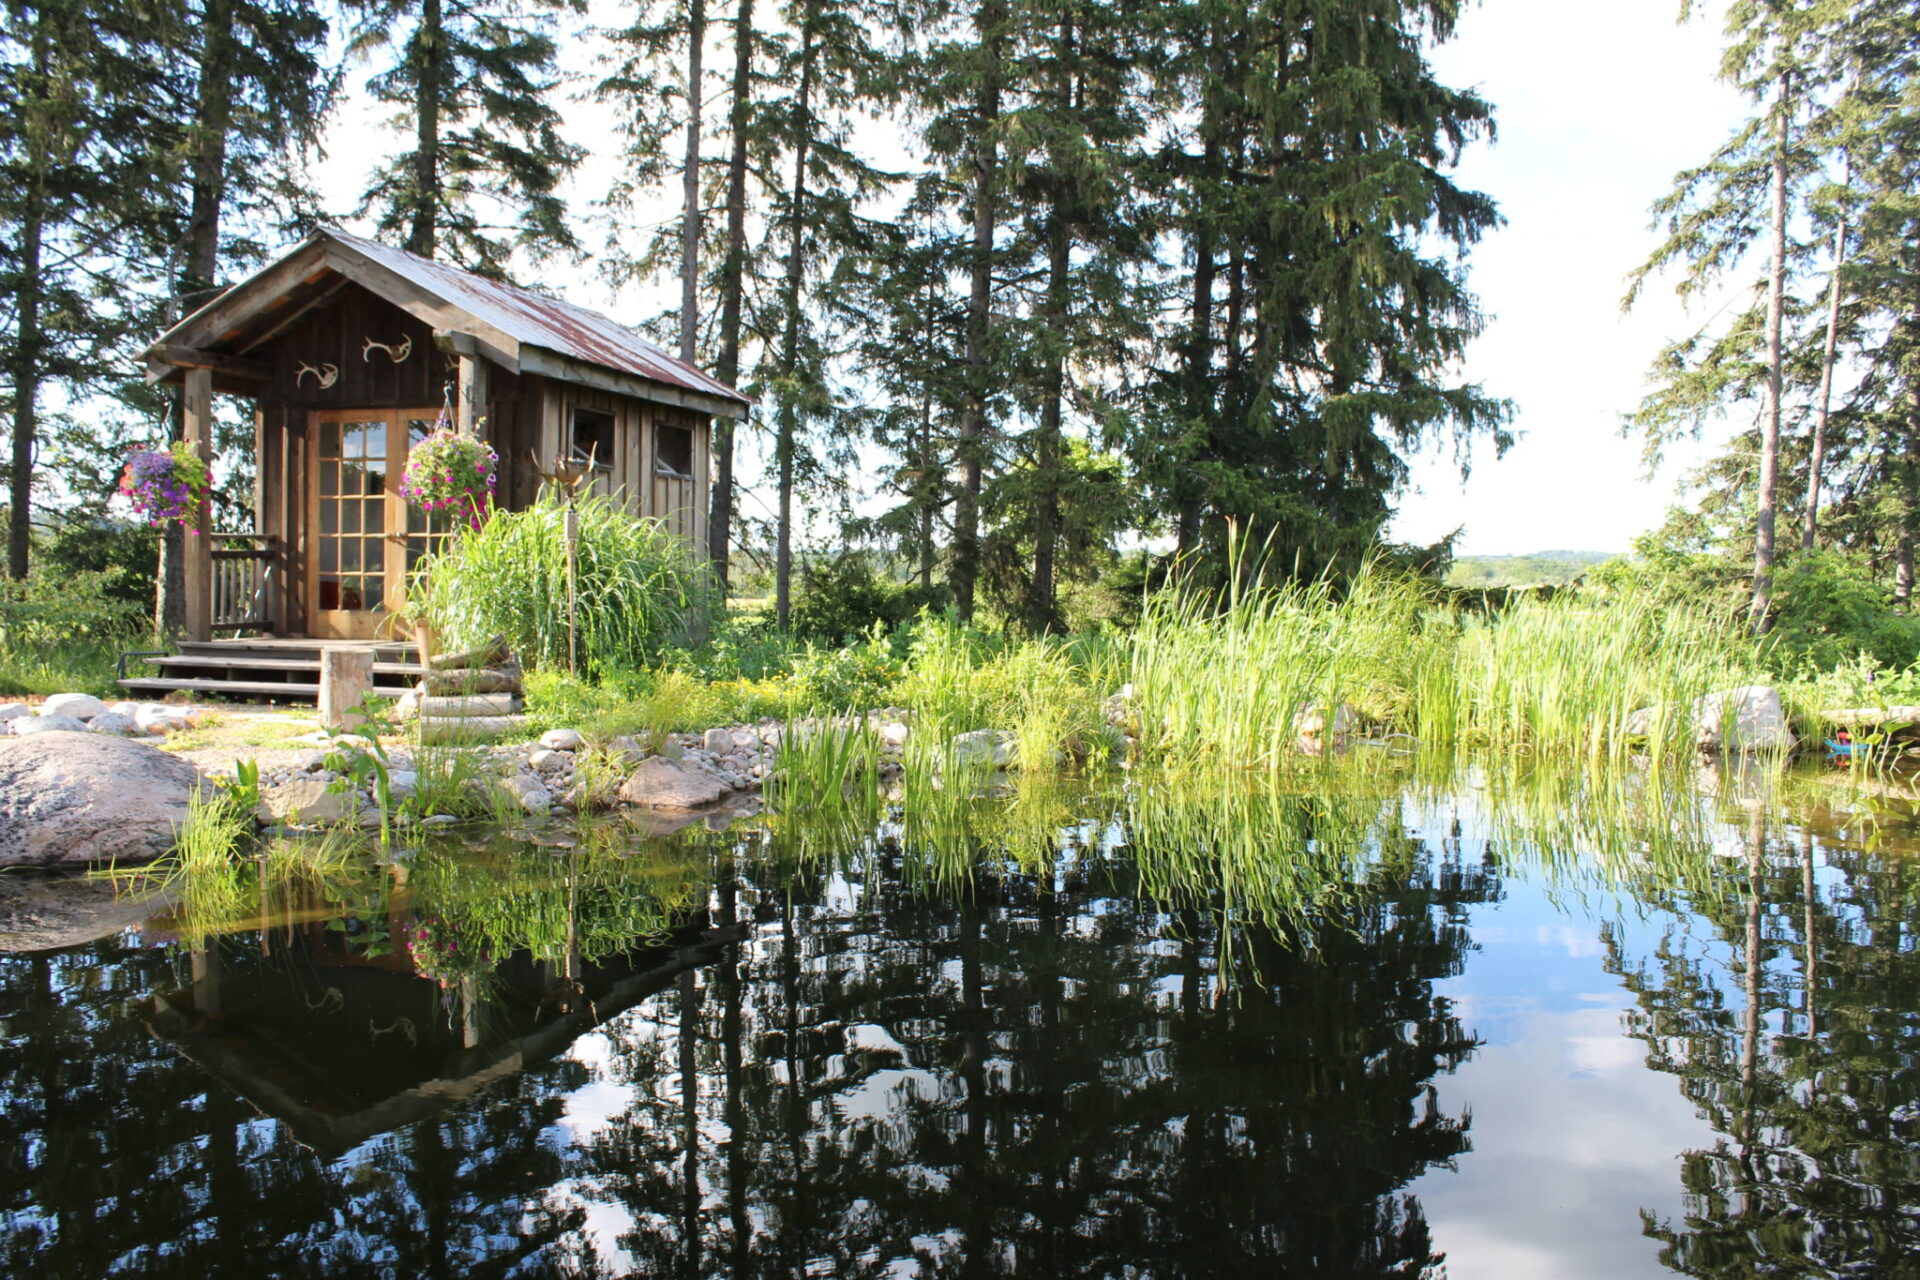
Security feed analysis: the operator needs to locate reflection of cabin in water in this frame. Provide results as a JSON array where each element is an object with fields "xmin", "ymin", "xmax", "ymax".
[
  {"xmin": 124, "ymin": 228, "xmax": 750, "ymax": 700},
  {"xmin": 150, "ymin": 905, "xmax": 742, "ymax": 1156}
]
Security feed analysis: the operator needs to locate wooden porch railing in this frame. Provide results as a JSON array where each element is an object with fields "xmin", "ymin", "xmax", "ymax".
[{"xmin": 211, "ymin": 533, "xmax": 278, "ymax": 631}]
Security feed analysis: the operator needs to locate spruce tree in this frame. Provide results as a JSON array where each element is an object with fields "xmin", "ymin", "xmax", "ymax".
[
  {"xmin": 1135, "ymin": 0, "xmax": 1507, "ymax": 585},
  {"xmin": 0, "ymin": 0, "xmax": 179, "ymax": 579},
  {"xmin": 1627, "ymin": 0, "xmax": 1848, "ymax": 631},
  {"xmin": 348, "ymin": 0, "xmax": 582, "ymax": 273}
]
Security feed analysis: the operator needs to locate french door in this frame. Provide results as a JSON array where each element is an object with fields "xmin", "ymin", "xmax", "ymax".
[{"xmin": 308, "ymin": 408, "xmax": 452, "ymax": 639}]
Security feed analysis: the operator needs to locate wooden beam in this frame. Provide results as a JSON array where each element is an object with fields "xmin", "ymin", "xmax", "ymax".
[
  {"xmin": 323, "ymin": 243, "xmax": 523, "ymax": 370},
  {"xmin": 183, "ymin": 367, "xmax": 215, "ymax": 642},
  {"xmin": 150, "ymin": 343, "xmax": 270, "ymax": 382},
  {"xmin": 517, "ymin": 345, "xmax": 744, "ymax": 420},
  {"xmin": 236, "ymin": 276, "xmax": 351, "ymax": 355},
  {"xmin": 458, "ymin": 350, "xmax": 489, "ymax": 436},
  {"xmin": 159, "ymin": 238, "xmax": 332, "ymax": 353}
]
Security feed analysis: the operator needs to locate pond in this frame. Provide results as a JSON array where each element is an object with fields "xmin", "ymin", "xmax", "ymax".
[{"xmin": 3, "ymin": 760, "xmax": 1918, "ymax": 1278}]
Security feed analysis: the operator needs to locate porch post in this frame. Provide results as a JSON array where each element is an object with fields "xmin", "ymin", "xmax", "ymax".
[
  {"xmin": 183, "ymin": 366, "xmax": 215, "ymax": 641},
  {"xmin": 457, "ymin": 350, "xmax": 488, "ymax": 436}
]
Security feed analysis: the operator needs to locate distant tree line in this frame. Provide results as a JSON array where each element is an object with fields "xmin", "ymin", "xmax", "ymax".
[{"xmin": 0, "ymin": 0, "xmax": 1509, "ymax": 635}]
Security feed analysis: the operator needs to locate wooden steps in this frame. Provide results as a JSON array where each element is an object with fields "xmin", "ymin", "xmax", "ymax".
[
  {"xmin": 117, "ymin": 677, "xmax": 323, "ymax": 699},
  {"xmin": 120, "ymin": 639, "xmax": 426, "ymax": 705}
]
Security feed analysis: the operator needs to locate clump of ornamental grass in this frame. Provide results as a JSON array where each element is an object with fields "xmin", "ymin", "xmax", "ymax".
[
  {"xmin": 769, "ymin": 716, "xmax": 884, "ymax": 819},
  {"xmin": 421, "ymin": 491, "xmax": 715, "ymax": 675}
]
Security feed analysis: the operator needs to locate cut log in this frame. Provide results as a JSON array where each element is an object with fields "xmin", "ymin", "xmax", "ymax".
[
  {"xmin": 417, "ymin": 714, "xmax": 529, "ymax": 743},
  {"xmin": 421, "ymin": 663, "xmax": 523, "ymax": 695},
  {"xmin": 419, "ymin": 694, "xmax": 523, "ymax": 718},
  {"xmin": 429, "ymin": 635, "xmax": 511, "ymax": 672}
]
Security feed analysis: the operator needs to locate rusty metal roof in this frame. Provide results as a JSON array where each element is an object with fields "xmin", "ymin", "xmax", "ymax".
[{"xmin": 325, "ymin": 228, "xmax": 751, "ymax": 409}]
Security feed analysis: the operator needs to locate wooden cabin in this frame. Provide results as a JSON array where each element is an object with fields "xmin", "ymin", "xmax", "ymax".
[{"xmin": 126, "ymin": 228, "xmax": 749, "ymax": 700}]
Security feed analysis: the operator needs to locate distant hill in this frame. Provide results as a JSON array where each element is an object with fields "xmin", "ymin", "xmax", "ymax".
[{"xmin": 1444, "ymin": 550, "xmax": 1615, "ymax": 588}]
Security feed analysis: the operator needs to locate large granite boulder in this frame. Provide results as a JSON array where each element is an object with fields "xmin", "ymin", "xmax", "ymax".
[
  {"xmin": 1694, "ymin": 685, "xmax": 1796, "ymax": 755},
  {"xmin": 619, "ymin": 756, "xmax": 731, "ymax": 810},
  {"xmin": 0, "ymin": 732, "xmax": 204, "ymax": 868}
]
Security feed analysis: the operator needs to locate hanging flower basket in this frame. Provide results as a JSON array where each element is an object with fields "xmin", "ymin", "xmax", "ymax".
[
  {"xmin": 399, "ymin": 426, "xmax": 498, "ymax": 529},
  {"xmin": 118, "ymin": 442, "xmax": 210, "ymax": 529}
]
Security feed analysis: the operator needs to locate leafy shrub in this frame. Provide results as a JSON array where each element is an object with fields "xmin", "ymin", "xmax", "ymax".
[
  {"xmin": 421, "ymin": 492, "xmax": 715, "ymax": 675},
  {"xmin": 790, "ymin": 552, "xmax": 945, "ymax": 643},
  {"xmin": 0, "ymin": 565, "xmax": 145, "ymax": 649},
  {"xmin": 783, "ymin": 628, "xmax": 905, "ymax": 711},
  {"xmin": 1765, "ymin": 549, "xmax": 1920, "ymax": 672}
]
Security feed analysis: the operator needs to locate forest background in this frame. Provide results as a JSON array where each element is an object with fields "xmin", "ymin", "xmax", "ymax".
[{"xmin": 2, "ymin": 0, "xmax": 1917, "ymax": 682}]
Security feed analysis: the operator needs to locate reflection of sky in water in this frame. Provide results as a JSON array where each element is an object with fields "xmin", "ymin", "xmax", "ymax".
[
  {"xmin": 1409, "ymin": 860, "xmax": 1717, "ymax": 1279},
  {"xmin": 1391, "ymin": 783, "xmax": 1882, "ymax": 1280}
]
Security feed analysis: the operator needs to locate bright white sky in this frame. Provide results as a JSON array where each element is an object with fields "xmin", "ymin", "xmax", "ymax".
[
  {"xmin": 1390, "ymin": 0, "xmax": 1749, "ymax": 555},
  {"xmin": 314, "ymin": 0, "xmax": 1752, "ymax": 559}
]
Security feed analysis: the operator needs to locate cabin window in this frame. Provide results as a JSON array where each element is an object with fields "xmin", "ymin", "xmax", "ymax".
[
  {"xmin": 655, "ymin": 423, "xmax": 693, "ymax": 480},
  {"xmin": 570, "ymin": 407, "xmax": 615, "ymax": 471}
]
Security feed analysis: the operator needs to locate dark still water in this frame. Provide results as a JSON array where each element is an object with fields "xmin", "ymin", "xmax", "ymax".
[{"xmin": 3, "ymin": 767, "xmax": 1918, "ymax": 1278}]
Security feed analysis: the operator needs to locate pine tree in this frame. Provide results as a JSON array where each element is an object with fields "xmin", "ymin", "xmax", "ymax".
[
  {"xmin": 708, "ymin": 0, "xmax": 762, "ymax": 586},
  {"xmin": 910, "ymin": 0, "xmax": 1014, "ymax": 622},
  {"xmin": 349, "ymin": 0, "xmax": 582, "ymax": 273},
  {"xmin": 1135, "ymin": 0, "xmax": 1507, "ymax": 585},
  {"xmin": 1627, "ymin": 0, "xmax": 1850, "ymax": 632},
  {"xmin": 153, "ymin": 0, "xmax": 331, "ymax": 633},
  {"xmin": 0, "ymin": 0, "xmax": 180, "ymax": 579},
  {"xmin": 759, "ymin": 0, "xmax": 891, "ymax": 626},
  {"xmin": 1823, "ymin": 0, "xmax": 1920, "ymax": 607}
]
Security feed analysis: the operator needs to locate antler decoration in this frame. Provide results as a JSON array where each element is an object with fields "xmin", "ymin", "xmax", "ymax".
[
  {"xmin": 362, "ymin": 334, "xmax": 414, "ymax": 364},
  {"xmin": 528, "ymin": 442, "xmax": 600, "ymax": 499},
  {"xmin": 294, "ymin": 361, "xmax": 339, "ymax": 389}
]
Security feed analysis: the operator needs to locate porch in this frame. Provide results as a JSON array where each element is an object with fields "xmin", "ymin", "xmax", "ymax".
[{"xmin": 118, "ymin": 635, "xmax": 424, "ymax": 704}]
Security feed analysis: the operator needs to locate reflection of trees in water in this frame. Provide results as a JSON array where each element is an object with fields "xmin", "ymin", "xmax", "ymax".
[
  {"xmin": 0, "ymin": 788, "xmax": 1496, "ymax": 1277},
  {"xmin": 573, "ymin": 816, "xmax": 1496, "ymax": 1278},
  {"xmin": 1608, "ymin": 803, "xmax": 1920, "ymax": 1277},
  {"xmin": 0, "ymin": 931, "xmax": 600, "ymax": 1278}
]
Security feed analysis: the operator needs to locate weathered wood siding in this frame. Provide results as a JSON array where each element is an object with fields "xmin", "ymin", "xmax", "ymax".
[
  {"xmin": 241, "ymin": 281, "xmax": 711, "ymax": 634},
  {"xmin": 529, "ymin": 379, "xmax": 710, "ymax": 554}
]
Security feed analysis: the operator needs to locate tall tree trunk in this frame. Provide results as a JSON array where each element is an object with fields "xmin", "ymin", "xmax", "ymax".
[
  {"xmin": 773, "ymin": 7, "xmax": 817, "ymax": 628},
  {"xmin": 679, "ymin": 0, "xmax": 707, "ymax": 365},
  {"xmin": 1751, "ymin": 82, "xmax": 1790, "ymax": 634},
  {"xmin": 1028, "ymin": 18, "xmax": 1075, "ymax": 636},
  {"xmin": 707, "ymin": 0, "xmax": 754, "ymax": 587},
  {"xmin": 1900, "ymin": 386, "xmax": 1920, "ymax": 612},
  {"xmin": 1029, "ymin": 214, "xmax": 1067, "ymax": 635},
  {"xmin": 919, "ymin": 389, "xmax": 935, "ymax": 591},
  {"xmin": 407, "ymin": 0, "xmax": 443, "ymax": 258},
  {"xmin": 1802, "ymin": 217, "xmax": 1846, "ymax": 552},
  {"xmin": 952, "ymin": 0, "xmax": 1004, "ymax": 623},
  {"xmin": 1175, "ymin": 33, "xmax": 1222, "ymax": 559},
  {"xmin": 7, "ymin": 12, "xmax": 49, "ymax": 581},
  {"xmin": 160, "ymin": 0, "xmax": 237, "ymax": 633}
]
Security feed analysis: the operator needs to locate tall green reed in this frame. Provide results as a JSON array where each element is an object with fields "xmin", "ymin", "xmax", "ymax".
[{"xmin": 421, "ymin": 491, "xmax": 715, "ymax": 674}]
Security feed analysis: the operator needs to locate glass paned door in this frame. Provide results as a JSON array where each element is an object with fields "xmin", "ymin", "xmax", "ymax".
[
  {"xmin": 310, "ymin": 409, "xmax": 445, "ymax": 639},
  {"xmin": 404, "ymin": 417, "xmax": 455, "ymax": 574}
]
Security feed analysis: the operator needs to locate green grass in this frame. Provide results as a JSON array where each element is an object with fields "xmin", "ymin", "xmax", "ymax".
[{"xmin": 0, "ymin": 635, "xmax": 135, "ymax": 699}]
